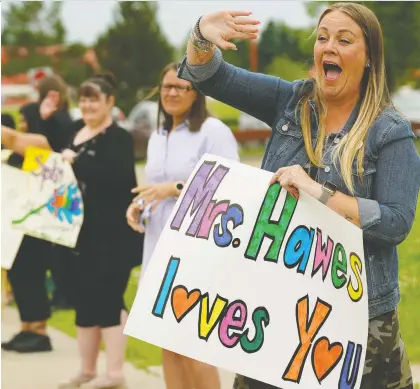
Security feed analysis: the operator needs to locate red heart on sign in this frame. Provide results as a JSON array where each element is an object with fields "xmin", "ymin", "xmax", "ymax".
[
  {"xmin": 312, "ymin": 337, "xmax": 343, "ymax": 382},
  {"xmin": 171, "ymin": 286, "xmax": 201, "ymax": 322}
]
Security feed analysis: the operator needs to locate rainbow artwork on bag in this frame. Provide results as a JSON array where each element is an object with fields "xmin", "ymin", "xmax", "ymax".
[{"xmin": 10, "ymin": 147, "xmax": 84, "ymax": 247}]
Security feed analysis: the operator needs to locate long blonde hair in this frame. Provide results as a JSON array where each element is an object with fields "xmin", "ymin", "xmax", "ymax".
[{"xmin": 300, "ymin": 2, "xmax": 392, "ymax": 194}]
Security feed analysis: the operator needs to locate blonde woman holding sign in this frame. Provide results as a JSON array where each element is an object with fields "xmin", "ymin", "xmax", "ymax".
[{"xmin": 178, "ymin": 3, "xmax": 420, "ymax": 389}]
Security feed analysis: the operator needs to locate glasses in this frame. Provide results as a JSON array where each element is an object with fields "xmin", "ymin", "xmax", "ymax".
[{"xmin": 160, "ymin": 84, "xmax": 194, "ymax": 94}]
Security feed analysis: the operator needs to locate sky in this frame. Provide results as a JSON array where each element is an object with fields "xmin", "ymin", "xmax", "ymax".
[{"xmin": 57, "ymin": 1, "xmax": 315, "ymax": 47}]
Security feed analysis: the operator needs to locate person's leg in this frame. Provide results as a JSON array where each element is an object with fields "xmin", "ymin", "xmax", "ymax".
[
  {"xmin": 58, "ymin": 326, "xmax": 101, "ymax": 388},
  {"xmin": 1, "ymin": 269, "xmax": 8, "ymax": 311},
  {"xmin": 3, "ymin": 236, "xmax": 52, "ymax": 352},
  {"xmin": 8, "ymin": 237, "xmax": 51, "ymax": 322},
  {"xmin": 384, "ymin": 311, "xmax": 413, "ymax": 389},
  {"xmin": 81, "ymin": 267, "xmax": 130, "ymax": 389},
  {"xmin": 59, "ymin": 278, "xmax": 101, "ymax": 388},
  {"xmin": 360, "ymin": 310, "xmax": 413, "ymax": 389},
  {"xmin": 182, "ymin": 357, "xmax": 221, "ymax": 389},
  {"xmin": 77, "ymin": 326, "xmax": 102, "ymax": 376},
  {"xmin": 162, "ymin": 350, "xmax": 193, "ymax": 389},
  {"xmin": 50, "ymin": 246, "xmax": 74, "ymax": 310},
  {"xmin": 232, "ymin": 374, "xmax": 277, "ymax": 389},
  {"xmin": 101, "ymin": 311, "xmax": 128, "ymax": 380}
]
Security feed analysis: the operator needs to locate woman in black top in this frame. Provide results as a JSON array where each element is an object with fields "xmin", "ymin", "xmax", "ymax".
[
  {"xmin": 2, "ymin": 73, "xmax": 143, "ymax": 389},
  {"xmin": 2, "ymin": 75, "xmax": 74, "ymax": 354}
]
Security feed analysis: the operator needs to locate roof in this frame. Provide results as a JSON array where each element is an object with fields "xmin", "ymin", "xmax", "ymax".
[{"xmin": 2, "ymin": 73, "xmax": 29, "ymax": 85}]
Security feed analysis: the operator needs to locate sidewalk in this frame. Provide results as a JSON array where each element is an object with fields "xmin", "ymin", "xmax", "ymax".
[{"xmin": 1, "ymin": 307, "xmax": 235, "ymax": 389}]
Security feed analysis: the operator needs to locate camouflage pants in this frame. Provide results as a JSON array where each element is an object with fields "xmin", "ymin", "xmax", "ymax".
[{"xmin": 233, "ymin": 310, "xmax": 413, "ymax": 389}]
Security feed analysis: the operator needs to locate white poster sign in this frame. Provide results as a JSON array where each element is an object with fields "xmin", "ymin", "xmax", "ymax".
[
  {"xmin": 125, "ymin": 154, "xmax": 368, "ymax": 389},
  {"xmin": 1, "ymin": 164, "xmax": 26, "ymax": 269}
]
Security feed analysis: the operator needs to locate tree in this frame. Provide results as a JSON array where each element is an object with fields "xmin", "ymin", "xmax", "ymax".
[
  {"xmin": 304, "ymin": 1, "xmax": 420, "ymax": 91},
  {"xmin": 1, "ymin": 2, "xmax": 66, "ymax": 47},
  {"xmin": 265, "ymin": 56, "xmax": 309, "ymax": 81},
  {"xmin": 56, "ymin": 43, "xmax": 96, "ymax": 89},
  {"xmin": 95, "ymin": 2, "xmax": 174, "ymax": 114},
  {"xmin": 258, "ymin": 21, "xmax": 312, "ymax": 73}
]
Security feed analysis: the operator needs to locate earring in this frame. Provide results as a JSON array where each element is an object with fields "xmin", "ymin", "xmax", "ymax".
[{"xmin": 366, "ymin": 62, "xmax": 370, "ymax": 68}]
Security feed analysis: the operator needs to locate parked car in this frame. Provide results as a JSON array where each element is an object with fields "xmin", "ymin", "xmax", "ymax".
[
  {"xmin": 120, "ymin": 100, "xmax": 159, "ymax": 160},
  {"xmin": 392, "ymin": 86, "xmax": 420, "ymax": 136}
]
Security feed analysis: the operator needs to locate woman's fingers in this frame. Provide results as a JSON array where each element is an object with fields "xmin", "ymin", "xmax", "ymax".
[
  {"xmin": 126, "ymin": 204, "xmax": 139, "ymax": 224},
  {"xmin": 234, "ymin": 24, "xmax": 260, "ymax": 34},
  {"xmin": 285, "ymin": 186, "xmax": 300, "ymax": 199},
  {"xmin": 131, "ymin": 186, "xmax": 146, "ymax": 194},
  {"xmin": 216, "ymin": 37, "xmax": 238, "ymax": 50},
  {"xmin": 128, "ymin": 219, "xmax": 142, "ymax": 233},
  {"xmin": 232, "ymin": 17, "xmax": 261, "ymax": 26},
  {"xmin": 132, "ymin": 194, "xmax": 143, "ymax": 203},
  {"xmin": 269, "ymin": 173, "xmax": 280, "ymax": 186},
  {"xmin": 227, "ymin": 10, "xmax": 253, "ymax": 17},
  {"xmin": 227, "ymin": 19, "xmax": 260, "ymax": 34},
  {"xmin": 151, "ymin": 200, "xmax": 160, "ymax": 212},
  {"xmin": 230, "ymin": 31, "xmax": 259, "ymax": 41}
]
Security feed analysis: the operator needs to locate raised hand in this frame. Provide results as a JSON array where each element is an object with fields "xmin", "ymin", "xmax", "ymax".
[
  {"xmin": 131, "ymin": 182, "xmax": 176, "ymax": 207},
  {"xmin": 199, "ymin": 10, "xmax": 260, "ymax": 50},
  {"xmin": 40, "ymin": 90, "xmax": 60, "ymax": 120}
]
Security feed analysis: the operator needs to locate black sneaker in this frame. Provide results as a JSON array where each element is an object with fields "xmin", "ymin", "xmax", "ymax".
[
  {"xmin": 1, "ymin": 331, "xmax": 32, "ymax": 351},
  {"xmin": 13, "ymin": 332, "xmax": 53, "ymax": 353}
]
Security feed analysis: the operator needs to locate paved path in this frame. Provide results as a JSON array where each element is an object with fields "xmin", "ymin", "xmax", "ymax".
[{"xmin": 1, "ymin": 307, "xmax": 235, "ymax": 389}]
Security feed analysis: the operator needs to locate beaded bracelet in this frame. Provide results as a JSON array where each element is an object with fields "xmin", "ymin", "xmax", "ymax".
[{"xmin": 189, "ymin": 16, "xmax": 214, "ymax": 59}]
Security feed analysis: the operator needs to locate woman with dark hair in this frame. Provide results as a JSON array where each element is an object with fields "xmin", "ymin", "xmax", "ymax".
[
  {"xmin": 126, "ymin": 62, "xmax": 239, "ymax": 389},
  {"xmin": 2, "ymin": 73, "xmax": 143, "ymax": 389},
  {"xmin": 1, "ymin": 74, "xmax": 74, "ymax": 354}
]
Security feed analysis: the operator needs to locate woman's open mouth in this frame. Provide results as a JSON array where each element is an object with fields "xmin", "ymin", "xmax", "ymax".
[{"xmin": 323, "ymin": 61, "xmax": 342, "ymax": 81}]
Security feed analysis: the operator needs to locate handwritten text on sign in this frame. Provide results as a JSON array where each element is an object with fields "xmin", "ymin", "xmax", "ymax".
[{"xmin": 125, "ymin": 155, "xmax": 368, "ymax": 389}]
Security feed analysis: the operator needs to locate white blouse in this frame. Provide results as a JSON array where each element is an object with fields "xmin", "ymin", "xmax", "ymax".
[{"xmin": 140, "ymin": 117, "xmax": 240, "ymax": 280}]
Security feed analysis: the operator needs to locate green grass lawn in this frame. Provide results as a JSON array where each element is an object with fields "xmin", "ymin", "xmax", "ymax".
[
  {"xmin": 207, "ymin": 99, "xmax": 240, "ymax": 123},
  {"xmin": 398, "ymin": 138, "xmax": 420, "ymax": 362}
]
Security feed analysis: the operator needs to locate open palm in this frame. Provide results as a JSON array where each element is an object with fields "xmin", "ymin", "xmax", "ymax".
[{"xmin": 200, "ymin": 10, "xmax": 260, "ymax": 50}]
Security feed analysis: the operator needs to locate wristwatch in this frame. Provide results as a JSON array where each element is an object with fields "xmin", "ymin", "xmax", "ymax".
[
  {"xmin": 319, "ymin": 181, "xmax": 337, "ymax": 204},
  {"xmin": 174, "ymin": 181, "xmax": 185, "ymax": 197}
]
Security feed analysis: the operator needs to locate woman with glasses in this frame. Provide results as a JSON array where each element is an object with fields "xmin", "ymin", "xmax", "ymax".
[{"xmin": 126, "ymin": 62, "xmax": 239, "ymax": 389}]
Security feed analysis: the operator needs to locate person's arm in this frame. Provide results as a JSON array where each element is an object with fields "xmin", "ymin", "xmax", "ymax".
[
  {"xmin": 354, "ymin": 126, "xmax": 419, "ymax": 245},
  {"xmin": 306, "ymin": 122, "xmax": 420, "ymax": 245},
  {"xmin": 1, "ymin": 125, "xmax": 51, "ymax": 156},
  {"xmin": 179, "ymin": 11, "xmax": 295, "ymax": 127}
]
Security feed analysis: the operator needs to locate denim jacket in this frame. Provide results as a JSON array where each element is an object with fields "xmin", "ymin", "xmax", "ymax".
[{"xmin": 178, "ymin": 48, "xmax": 420, "ymax": 319}]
